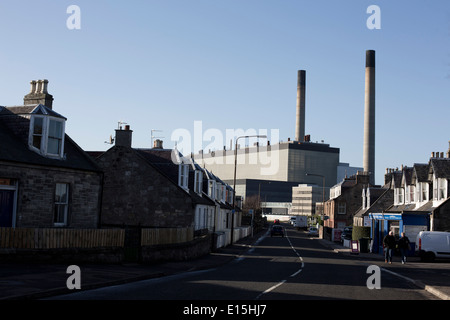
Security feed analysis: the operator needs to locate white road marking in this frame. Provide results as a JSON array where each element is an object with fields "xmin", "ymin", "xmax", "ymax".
[{"xmin": 255, "ymin": 227, "xmax": 305, "ymax": 299}]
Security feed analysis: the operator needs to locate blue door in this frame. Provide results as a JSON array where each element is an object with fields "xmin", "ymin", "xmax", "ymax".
[{"xmin": 0, "ymin": 190, "xmax": 15, "ymax": 227}]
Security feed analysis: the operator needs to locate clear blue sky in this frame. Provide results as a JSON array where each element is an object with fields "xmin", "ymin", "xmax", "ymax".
[{"xmin": 1, "ymin": 0, "xmax": 449, "ymax": 185}]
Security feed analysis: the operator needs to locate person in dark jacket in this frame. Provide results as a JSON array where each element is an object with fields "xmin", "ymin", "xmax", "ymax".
[
  {"xmin": 398, "ymin": 232, "xmax": 411, "ymax": 264},
  {"xmin": 383, "ymin": 231, "xmax": 396, "ymax": 264}
]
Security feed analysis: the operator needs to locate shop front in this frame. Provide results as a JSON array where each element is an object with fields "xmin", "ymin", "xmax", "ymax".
[{"xmin": 369, "ymin": 212, "xmax": 430, "ymax": 255}]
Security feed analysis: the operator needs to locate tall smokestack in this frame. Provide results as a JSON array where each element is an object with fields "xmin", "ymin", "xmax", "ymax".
[
  {"xmin": 363, "ymin": 50, "xmax": 376, "ymax": 185},
  {"xmin": 295, "ymin": 70, "xmax": 306, "ymax": 142}
]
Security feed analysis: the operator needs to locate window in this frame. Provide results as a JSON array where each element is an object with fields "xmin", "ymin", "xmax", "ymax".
[
  {"xmin": 395, "ymin": 188, "xmax": 404, "ymax": 205},
  {"xmin": 54, "ymin": 183, "xmax": 69, "ymax": 226},
  {"xmin": 409, "ymin": 185, "xmax": 415, "ymax": 203},
  {"xmin": 208, "ymin": 180, "xmax": 216, "ymax": 199},
  {"xmin": 421, "ymin": 183, "xmax": 429, "ymax": 202},
  {"xmin": 32, "ymin": 117, "xmax": 43, "ymax": 149},
  {"xmin": 48, "ymin": 119, "xmax": 63, "ymax": 155},
  {"xmin": 438, "ymin": 178, "xmax": 447, "ymax": 200},
  {"xmin": 29, "ymin": 115, "xmax": 65, "ymax": 158},
  {"xmin": 194, "ymin": 170, "xmax": 203, "ymax": 194},
  {"xmin": 178, "ymin": 164, "xmax": 189, "ymax": 190},
  {"xmin": 338, "ymin": 202, "xmax": 346, "ymax": 215}
]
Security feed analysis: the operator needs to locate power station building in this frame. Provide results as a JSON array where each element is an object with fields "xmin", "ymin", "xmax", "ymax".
[{"xmin": 194, "ymin": 140, "xmax": 341, "ymax": 214}]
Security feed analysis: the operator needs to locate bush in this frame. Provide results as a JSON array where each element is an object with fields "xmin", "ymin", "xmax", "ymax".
[{"xmin": 352, "ymin": 226, "xmax": 371, "ymax": 241}]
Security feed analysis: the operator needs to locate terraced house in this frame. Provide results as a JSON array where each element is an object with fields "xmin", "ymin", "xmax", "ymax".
[{"xmin": 0, "ymin": 80, "xmax": 103, "ymax": 229}]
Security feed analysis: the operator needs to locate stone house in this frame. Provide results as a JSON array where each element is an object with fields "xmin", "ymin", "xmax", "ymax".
[
  {"xmin": 323, "ymin": 171, "xmax": 371, "ymax": 241},
  {"xmin": 92, "ymin": 128, "xmax": 218, "ymax": 229},
  {"xmin": 0, "ymin": 80, "xmax": 103, "ymax": 228}
]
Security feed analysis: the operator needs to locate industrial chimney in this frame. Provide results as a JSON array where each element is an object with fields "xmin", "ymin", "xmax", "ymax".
[
  {"xmin": 295, "ymin": 70, "xmax": 306, "ymax": 142},
  {"xmin": 363, "ymin": 50, "xmax": 376, "ymax": 185}
]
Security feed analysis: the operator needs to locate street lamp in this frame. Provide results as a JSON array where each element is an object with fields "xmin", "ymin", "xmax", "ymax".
[{"xmin": 231, "ymin": 135, "xmax": 267, "ymax": 245}]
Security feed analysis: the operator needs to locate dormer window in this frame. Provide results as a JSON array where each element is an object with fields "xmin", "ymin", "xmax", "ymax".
[{"xmin": 29, "ymin": 113, "xmax": 66, "ymax": 158}]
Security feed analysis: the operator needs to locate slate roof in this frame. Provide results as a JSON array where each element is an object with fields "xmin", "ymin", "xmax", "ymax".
[
  {"xmin": 134, "ymin": 148, "xmax": 216, "ymax": 207},
  {"xmin": 354, "ymin": 187, "xmax": 393, "ymax": 218},
  {"xmin": 391, "ymin": 171, "xmax": 403, "ymax": 188},
  {"xmin": 0, "ymin": 105, "xmax": 100, "ymax": 172},
  {"xmin": 401, "ymin": 167, "xmax": 414, "ymax": 186},
  {"xmin": 412, "ymin": 163, "xmax": 429, "ymax": 184},
  {"xmin": 429, "ymin": 158, "xmax": 450, "ymax": 179}
]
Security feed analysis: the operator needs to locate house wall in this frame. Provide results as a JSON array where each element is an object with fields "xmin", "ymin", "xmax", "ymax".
[
  {"xmin": 324, "ymin": 174, "xmax": 370, "ymax": 231},
  {"xmin": 97, "ymin": 146, "xmax": 195, "ymax": 228},
  {"xmin": 432, "ymin": 200, "xmax": 450, "ymax": 231},
  {"xmin": 0, "ymin": 161, "xmax": 101, "ymax": 228}
]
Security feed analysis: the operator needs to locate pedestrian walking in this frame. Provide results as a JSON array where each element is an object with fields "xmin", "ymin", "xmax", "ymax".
[
  {"xmin": 398, "ymin": 232, "xmax": 411, "ymax": 264},
  {"xmin": 383, "ymin": 231, "xmax": 396, "ymax": 264}
]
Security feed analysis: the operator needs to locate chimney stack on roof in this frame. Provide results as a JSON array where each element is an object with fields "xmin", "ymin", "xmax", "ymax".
[
  {"xmin": 24, "ymin": 79, "xmax": 54, "ymax": 109},
  {"xmin": 153, "ymin": 139, "xmax": 164, "ymax": 149},
  {"xmin": 115, "ymin": 125, "xmax": 133, "ymax": 148}
]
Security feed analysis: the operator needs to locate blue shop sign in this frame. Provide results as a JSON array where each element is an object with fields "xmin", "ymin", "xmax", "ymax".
[{"xmin": 369, "ymin": 213, "xmax": 402, "ymax": 220}]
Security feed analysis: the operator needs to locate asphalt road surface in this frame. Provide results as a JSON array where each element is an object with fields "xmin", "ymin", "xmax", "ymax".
[{"xmin": 49, "ymin": 225, "xmax": 436, "ymax": 301}]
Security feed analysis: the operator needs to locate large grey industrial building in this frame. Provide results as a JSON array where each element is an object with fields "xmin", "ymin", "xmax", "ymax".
[{"xmin": 194, "ymin": 140, "xmax": 341, "ymax": 214}]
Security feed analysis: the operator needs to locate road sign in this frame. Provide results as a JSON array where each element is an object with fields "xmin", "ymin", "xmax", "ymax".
[{"xmin": 351, "ymin": 240, "xmax": 359, "ymax": 254}]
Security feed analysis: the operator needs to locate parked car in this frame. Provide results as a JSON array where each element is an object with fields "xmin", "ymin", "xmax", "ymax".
[
  {"xmin": 271, "ymin": 225, "xmax": 284, "ymax": 237},
  {"xmin": 416, "ymin": 231, "xmax": 450, "ymax": 262},
  {"xmin": 308, "ymin": 227, "xmax": 318, "ymax": 237},
  {"xmin": 340, "ymin": 226, "xmax": 353, "ymax": 244}
]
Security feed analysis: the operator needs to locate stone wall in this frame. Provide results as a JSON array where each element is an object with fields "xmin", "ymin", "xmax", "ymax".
[
  {"xmin": 0, "ymin": 162, "xmax": 102, "ymax": 228},
  {"xmin": 141, "ymin": 234, "xmax": 212, "ymax": 263}
]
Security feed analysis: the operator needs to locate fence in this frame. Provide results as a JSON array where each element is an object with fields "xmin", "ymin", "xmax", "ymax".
[
  {"xmin": 0, "ymin": 227, "xmax": 125, "ymax": 249},
  {"xmin": 0, "ymin": 227, "xmax": 196, "ymax": 249},
  {"xmin": 141, "ymin": 227, "xmax": 194, "ymax": 246}
]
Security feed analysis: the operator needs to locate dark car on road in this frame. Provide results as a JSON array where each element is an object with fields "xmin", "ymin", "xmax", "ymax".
[{"xmin": 271, "ymin": 225, "xmax": 284, "ymax": 237}]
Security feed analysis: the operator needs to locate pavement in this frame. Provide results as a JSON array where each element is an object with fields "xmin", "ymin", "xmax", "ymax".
[
  {"xmin": 319, "ymin": 238, "xmax": 450, "ymax": 300},
  {"xmin": 1, "ymin": 228, "xmax": 449, "ymax": 300}
]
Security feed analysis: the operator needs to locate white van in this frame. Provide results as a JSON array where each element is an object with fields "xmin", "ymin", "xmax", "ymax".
[{"xmin": 415, "ymin": 231, "xmax": 450, "ymax": 262}]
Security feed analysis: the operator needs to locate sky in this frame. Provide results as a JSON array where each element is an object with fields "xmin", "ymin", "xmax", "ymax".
[{"xmin": 0, "ymin": 0, "xmax": 449, "ymax": 185}]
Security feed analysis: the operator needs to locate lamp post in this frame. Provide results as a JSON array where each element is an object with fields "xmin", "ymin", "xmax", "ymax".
[{"xmin": 231, "ymin": 135, "xmax": 267, "ymax": 245}]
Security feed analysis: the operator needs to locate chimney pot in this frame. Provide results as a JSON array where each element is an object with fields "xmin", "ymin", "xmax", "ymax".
[
  {"xmin": 30, "ymin": 80, "xmax": 37, "ymax": 93},
  {"xmin": 41, "ymin": 79, "xmax": 49, "ymax": 93},
  {"xmin": 36, "ymin": 80, "xmax": 43, "ymax": 93},
  {"xmin": 447, "ymin": 141, "xmax": 450, "ymax": 158}
]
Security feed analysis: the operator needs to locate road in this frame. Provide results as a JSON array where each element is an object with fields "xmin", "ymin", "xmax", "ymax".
[{"xmin": 49, "ymin": 224, "xmax": 436, "ymax": 301}]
